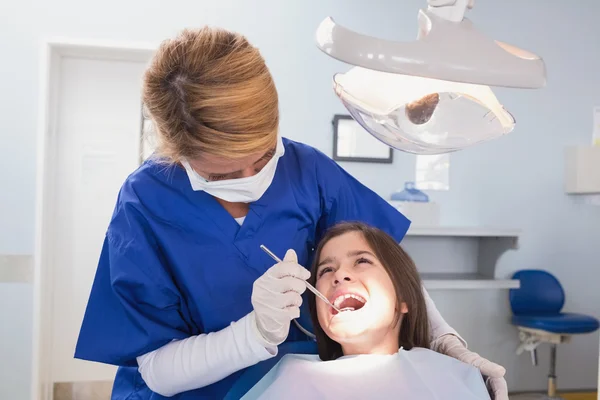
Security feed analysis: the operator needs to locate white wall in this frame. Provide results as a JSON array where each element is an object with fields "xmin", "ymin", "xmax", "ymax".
[
  {"xmin": 1, "ymin": 0, "xmax": 599, "ymax": 398},
  {"xmin": 0, "ymin": 284, "xmax": 33, "ymax": 399}
]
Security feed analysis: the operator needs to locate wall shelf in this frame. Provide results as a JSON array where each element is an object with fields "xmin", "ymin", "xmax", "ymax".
[
  {"xmin": 407, "ymin": 226, "xmax": 521, "ymax": 239},
  {"xmin": 401, "ymin": 225, "xmax": 521, "ymax": 290},
  {"xmin": 421, "ymin": 273, "xmax": 520, "ymax": 290}
]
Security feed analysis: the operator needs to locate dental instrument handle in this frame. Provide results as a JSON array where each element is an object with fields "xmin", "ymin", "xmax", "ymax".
[
  {"xmin": 259, "ymin": 245, "xmax": 341, "ymax": 312},
  {"xmin": 305, "ymin": 281, "xmax": 342, "ymax": 313}
]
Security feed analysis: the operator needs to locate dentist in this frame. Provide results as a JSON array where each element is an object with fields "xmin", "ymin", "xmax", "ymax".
[{"xmin": 75, "ymin": 26, "xmax": 508, "ymax": 399}]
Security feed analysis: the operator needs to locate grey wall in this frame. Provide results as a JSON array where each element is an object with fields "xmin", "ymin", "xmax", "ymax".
[{"xmin": 1, "ymin": 0, "xmax": 599, "ymax": 398}]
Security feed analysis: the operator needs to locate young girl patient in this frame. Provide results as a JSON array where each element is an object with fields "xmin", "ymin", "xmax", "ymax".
[{"xmin": 241, "ymin": 222, "xmax": 491, "ymax": 399}]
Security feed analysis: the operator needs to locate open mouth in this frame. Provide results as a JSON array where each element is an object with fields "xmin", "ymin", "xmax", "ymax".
[{"xmin": 331, "ymin": 293, "xmax": 367, "ymax": 315}]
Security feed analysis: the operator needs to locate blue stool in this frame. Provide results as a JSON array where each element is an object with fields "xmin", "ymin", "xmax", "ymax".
[{"xmin": 509, "ymin": 270, "xmax": 599, "ymax": 399}]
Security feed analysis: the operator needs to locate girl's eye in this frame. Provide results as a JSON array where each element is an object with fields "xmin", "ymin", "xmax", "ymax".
[
  {"xmin": 318, "ymin": 267, "xmax": 333, "ymax": 278},
  {"xmin": 356, "ymin": 257, "xmax": 373, "ymax": 265}
]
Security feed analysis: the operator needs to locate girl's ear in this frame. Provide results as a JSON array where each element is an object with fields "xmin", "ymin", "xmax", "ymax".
[{"xmin": 399, "ymin": 302, "xmax": 408, "ymax": 314}]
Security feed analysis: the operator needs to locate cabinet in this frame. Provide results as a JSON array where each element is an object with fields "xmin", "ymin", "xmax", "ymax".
[{"xmin": 565, "ymin": 146, "xmax": 600, "ymax": 194}]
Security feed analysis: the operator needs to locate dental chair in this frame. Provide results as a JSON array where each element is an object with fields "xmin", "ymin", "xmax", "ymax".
[{"xmin": 509, "ymin": 270, "xmax": 599, "ymax": 399}]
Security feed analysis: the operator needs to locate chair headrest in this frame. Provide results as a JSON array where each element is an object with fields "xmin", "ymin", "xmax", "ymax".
[{"xmin": 509, "ymin": 270, "xmax": 564, "ymax": 315}]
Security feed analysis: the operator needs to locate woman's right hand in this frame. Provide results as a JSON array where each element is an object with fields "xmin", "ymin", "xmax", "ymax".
[{"xmin": 251, "ymin": 249, "xmax": 310, "ymax": 346}]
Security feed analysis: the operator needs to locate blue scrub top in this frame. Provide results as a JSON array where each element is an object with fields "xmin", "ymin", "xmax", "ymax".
[{"xmin": 75, "ymin": 138, "xmax": 411, "ymax": 399}]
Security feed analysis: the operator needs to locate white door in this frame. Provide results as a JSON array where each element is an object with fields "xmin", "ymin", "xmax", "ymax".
[{"xmin": 48, "ymin": 55, "xmax": 147, "ymax": 383}]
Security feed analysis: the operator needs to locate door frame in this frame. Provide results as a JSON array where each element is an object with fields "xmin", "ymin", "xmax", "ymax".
[{"xmin": 32, "ymin": 38, "xmax": 156, "ymax": 400}]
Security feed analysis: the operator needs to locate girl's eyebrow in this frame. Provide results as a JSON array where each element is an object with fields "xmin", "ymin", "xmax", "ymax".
[
  {"xmin": 316, "ymin": 256, "xmax": 335, "ymax": 269},
  {"xmin": 347, "ymin": 250, "xmax": 375, "ymax": 258}
]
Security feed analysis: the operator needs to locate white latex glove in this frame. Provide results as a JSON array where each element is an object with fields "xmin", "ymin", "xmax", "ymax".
[
  {"xmin": 432, "ymin": 334, "xmax": 508, "ymax": 400},
  {"xmin": 251, "ymin": 249, "xmax": 310, "ymax": 346}
]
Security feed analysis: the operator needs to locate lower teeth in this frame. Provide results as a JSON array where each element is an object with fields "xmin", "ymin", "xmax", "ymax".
[{"xmin": 340, "ymin": 307, "xmax": 355, "ymax": 312}]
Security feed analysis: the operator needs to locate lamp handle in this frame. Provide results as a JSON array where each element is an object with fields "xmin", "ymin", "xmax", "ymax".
[{"xmin": 427, "ymin": 0, "xmax": 474, "ymax": 22}]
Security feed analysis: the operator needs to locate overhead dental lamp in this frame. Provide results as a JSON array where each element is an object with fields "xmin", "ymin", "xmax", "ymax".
[{"xmin": 315, "ymin": 0, "xmax": 547, "ymax": 154}]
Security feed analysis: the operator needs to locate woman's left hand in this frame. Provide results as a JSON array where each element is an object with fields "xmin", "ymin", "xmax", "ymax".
[{"xmin": 432, "ymin": 334, "xmax": 508, "ymax": 400}]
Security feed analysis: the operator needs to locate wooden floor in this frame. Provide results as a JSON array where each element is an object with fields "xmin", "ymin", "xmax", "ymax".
[
  {"xmin": 561, "ymin": 393, "xmax": 597, "ymax": 400},
  {"xmin": 53, "ymin": 382, "xmax": 113, "ymax": 400},
  {"xmin": 511, "ymin": 392, "xmax": 597, "ymax": 400}
]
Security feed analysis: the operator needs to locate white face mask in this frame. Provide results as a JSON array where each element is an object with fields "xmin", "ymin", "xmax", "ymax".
[{"xmin": 181, "ymin": 137, "xmax": 285, "ymax": 203}]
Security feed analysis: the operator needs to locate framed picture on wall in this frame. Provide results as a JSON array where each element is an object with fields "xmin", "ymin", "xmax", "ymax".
[{"xmin": 332, "ymin": 114, "xmax": 393, "ymax": 163}]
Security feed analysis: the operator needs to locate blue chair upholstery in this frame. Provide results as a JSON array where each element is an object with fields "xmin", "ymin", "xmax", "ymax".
[
  {"xmin": 512, "ymin": 313, "xmax": 599, "ymax": 334},
  {"xmin": 509, "ymin": 269, "xmax": 599, "ymax": 397},
  {"xmin": 509, "ymin": 270, "xmax": 599, "ymax": 334}
]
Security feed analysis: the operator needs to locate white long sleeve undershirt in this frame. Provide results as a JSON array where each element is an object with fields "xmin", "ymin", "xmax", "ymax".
[{"xmin": 136, "ymin": 311, "xmax": 276, "ymax": 397}]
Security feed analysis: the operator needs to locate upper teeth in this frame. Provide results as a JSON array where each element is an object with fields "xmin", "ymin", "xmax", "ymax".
[{"xmin": 333, "ymin": 293, "xmax": 366, "ymax": 309}]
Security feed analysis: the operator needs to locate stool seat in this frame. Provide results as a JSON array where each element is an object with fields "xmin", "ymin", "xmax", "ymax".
[{"xmin": 512, "ymin": 312, "xmax": 600, "ymax": 334}]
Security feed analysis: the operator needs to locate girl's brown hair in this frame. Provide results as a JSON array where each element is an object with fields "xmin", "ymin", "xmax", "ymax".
[
  {"xmin": 308, "ymin": 222, "xmax": 430, "ymax": 361},
  {"xmin": 142, "ymin": 27, "xmax": 278, "ymax": 163}
]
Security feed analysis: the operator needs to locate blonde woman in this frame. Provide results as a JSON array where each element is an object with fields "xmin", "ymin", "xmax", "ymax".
[{"xmin": 75, "ymin": 27, "xmax": 507, "ymax": 399}]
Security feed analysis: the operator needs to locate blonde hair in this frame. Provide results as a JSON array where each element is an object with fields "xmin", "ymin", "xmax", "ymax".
[{"xmin": 142, "ymin": 27, "xmax": 278, "ymax": 163}]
